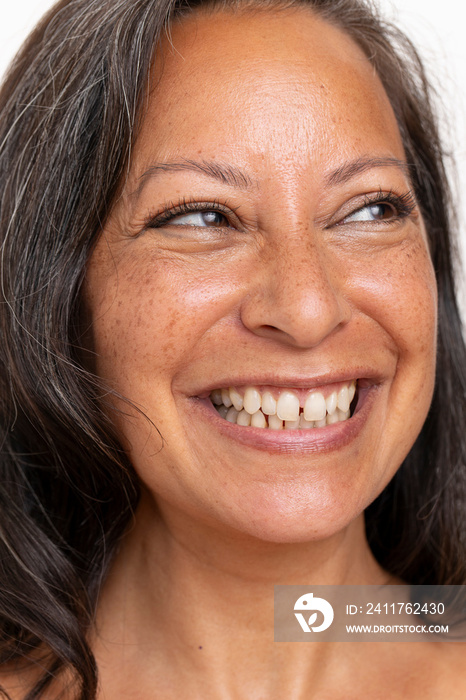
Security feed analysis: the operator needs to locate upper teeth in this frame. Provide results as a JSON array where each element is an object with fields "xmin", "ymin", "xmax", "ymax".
[{"xmin": 210, "ymin": 381, "xmax": 356, "ymax": 430}]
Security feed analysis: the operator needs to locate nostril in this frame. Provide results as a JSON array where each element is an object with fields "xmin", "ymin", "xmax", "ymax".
[{"xmin": 240, "ymin": 278, "xmax": 352, "ymax": 350}]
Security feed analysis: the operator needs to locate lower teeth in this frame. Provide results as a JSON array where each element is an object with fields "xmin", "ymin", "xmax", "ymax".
[{"xmin": 215, "ymin": 404, "xmax": 351, "ymax": 429}]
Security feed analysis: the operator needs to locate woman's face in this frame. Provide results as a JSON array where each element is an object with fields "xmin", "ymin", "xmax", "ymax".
[{"xmin": 85, "ymin": 8, "xmax": 437, "ymax": 542}]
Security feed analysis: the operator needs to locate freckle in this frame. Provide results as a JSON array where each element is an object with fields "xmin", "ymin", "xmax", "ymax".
[{"xmin": 163, "ymin": 343, "xmax": 175, "ymax": 357}]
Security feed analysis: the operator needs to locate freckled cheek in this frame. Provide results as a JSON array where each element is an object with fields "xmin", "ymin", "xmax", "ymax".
[
  {"xmin": 349, "ymin": 247, "xmax": 437, "ymax": 356},
  {"xmin": 90, "ymin": 261, "xmax": 245, "ymax": 382},
  {"xmin": 393, "ymin": 259, "xmax": 437, "ymax": 358}
]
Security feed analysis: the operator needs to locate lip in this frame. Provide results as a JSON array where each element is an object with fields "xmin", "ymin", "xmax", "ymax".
[{"xmin": 189, "ymin": 382, "xmax": 379, "ymax": 454}]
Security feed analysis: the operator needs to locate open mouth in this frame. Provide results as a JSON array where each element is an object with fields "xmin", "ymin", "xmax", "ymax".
[{"xmin": 209, "ymin": 381, "xmax": 357, "ymax": 430}]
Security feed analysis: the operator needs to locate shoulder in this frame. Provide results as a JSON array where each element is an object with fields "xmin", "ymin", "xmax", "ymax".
[
  {"xmin": 350, "ymin": 640, "xmax": 466, "ymax": 699},
  {"xmin": 0, "ymin": 663, "xmax": 35, "ymax": 700},
  {"xmin": 434, "ymin": 642, "xmax": 466, "ymax": 696},
  {"xmin": 393, "ymin": 641, "xmax": 466, "ymax": 699},
  {"xmin": 0, "ymin": 661, "xmax": 74, "ymax": 700}
]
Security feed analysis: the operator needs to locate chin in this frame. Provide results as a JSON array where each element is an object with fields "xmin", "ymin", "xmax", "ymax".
[{"xmin": 211, "ymin": 483, "xmax": 369, "ymax": 545}]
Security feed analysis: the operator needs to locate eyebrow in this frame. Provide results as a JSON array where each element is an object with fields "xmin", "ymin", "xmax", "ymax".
[
  {"xmin": 133, "ymin": 158, "xmax": 255, "ymax": 199},
  {"xmin": 132, "ymin": 154, "xmax": 411, "ymax": 200},
  {"xmin": 326, "ymin": 156, "xmax": 412, "ymax": 186}
]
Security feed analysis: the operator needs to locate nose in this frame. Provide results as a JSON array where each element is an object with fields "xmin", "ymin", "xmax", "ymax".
[{"xmin": 240, "ymin": 234, "xmax": 352, "ymax": 348}]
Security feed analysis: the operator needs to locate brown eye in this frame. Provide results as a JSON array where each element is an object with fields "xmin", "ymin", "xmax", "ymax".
[
  {"xmin": 168, "ymin": 210, "xmax": 229, "ymax": 227},
  {"xmin": 344, "ymin": 202, "xmax": 396, "ymax": 223}
]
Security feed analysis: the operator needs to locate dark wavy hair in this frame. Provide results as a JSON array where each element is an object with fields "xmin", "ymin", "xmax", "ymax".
[{"xmin": 0, "ymin": 0, "xmax": 464, "ymax": 696}]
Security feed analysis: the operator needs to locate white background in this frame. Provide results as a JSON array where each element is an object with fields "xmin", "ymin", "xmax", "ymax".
[{"xmin": 1, "ymin": 0, "xmax": 465, "ymax": 301}]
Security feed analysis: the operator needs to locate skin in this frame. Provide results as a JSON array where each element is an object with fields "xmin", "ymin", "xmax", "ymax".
[
  {"xmin": 85, "ymin": 8, "xmax": 437, "ymax": 545},
  {"xmin": 69, "ymin": 6, "xmax": 465, "ymax": 700}
]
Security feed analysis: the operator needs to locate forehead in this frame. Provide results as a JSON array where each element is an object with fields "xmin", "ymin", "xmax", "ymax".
[{"xmin": 130, "ymin": 7, "xmax": 404, "ymax": 185}]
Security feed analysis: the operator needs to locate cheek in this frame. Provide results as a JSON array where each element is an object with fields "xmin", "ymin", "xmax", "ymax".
[
  {"xmin": 347, "ymin": 239, "xmax": 437, "ymax": 358},
  {"xmin": 85, "ymin": 249, "xmax": 245, "ymax": 390},
  {"xmin": 348, "ymin": 238, "xmax": 437, "ymax": 464}
]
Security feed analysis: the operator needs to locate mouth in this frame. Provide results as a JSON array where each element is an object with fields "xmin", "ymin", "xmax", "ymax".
[{"xmin": 209, "ymin": 380, "xmax": 357, "ymax": 430}]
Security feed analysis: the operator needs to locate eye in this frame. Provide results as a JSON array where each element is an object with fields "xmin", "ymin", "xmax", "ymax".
[
  {"xmin": 343, "ymin": 202, "xmax": 397, "ymax": 223},
  {"xmin": 168, "ymin": 210, "xmax": 230, "ymax": 227},
  {"xmin": 144, "ymin": 200, "xmax": 236, "ymax": 233},
  {"xmin": 337, "ymin": 190, "xmax": 417, "ymax": 227}
]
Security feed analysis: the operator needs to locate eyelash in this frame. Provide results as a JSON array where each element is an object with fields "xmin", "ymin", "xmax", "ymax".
[
  {"xmin": 341, "ymin": 189, "xmax": 417, "ymax": 223},
  {"xmin": 144, "ymin": 190, "xmax": 417, "ymax": 230},
  {"xmin": 145, "ymin": 198, "xmax": 235, "ymax": 228}
]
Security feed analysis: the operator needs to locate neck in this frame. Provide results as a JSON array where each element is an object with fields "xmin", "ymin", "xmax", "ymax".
[{"xmin": 94, "ymin": 492, "xmax": 391, "ymax": 699}]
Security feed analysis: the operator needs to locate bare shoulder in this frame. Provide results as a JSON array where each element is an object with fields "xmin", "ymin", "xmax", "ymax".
[
  {"xmin": 0, "ymin": 663, "xmax": 36, "ymax": 700},
  {"xmin": 344, "ymin": 640, "xmax": 466, "ymax": 699},
  {"xmin": 0, "ymin": 661, "xmax": 73, "ymax": 700},
  {"xmin": 433, "ymin": 642, "xmax": 466, "ymax": 696},
  {"xmin": 389, "ymin": 640, "xmax": 466, "ymax": 699}
]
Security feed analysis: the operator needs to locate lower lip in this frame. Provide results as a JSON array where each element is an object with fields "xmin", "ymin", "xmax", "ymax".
[{"xmin": 190, "ymin": 386, "xmax": 377, "ymax": 454}]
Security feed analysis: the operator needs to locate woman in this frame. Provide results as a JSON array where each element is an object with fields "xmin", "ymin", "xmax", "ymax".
[{"xmin": 0, "ymin": 0, "xmax": 465, "ymax": 697}]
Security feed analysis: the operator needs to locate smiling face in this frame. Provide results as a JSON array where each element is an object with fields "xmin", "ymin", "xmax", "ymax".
[{"xmin": 84, "ymin": 7, "xmax": 437, "ymax": 543}]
